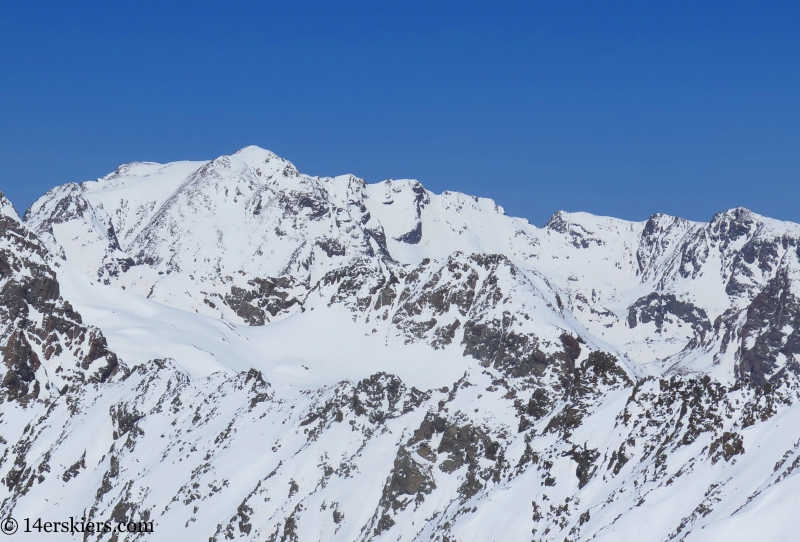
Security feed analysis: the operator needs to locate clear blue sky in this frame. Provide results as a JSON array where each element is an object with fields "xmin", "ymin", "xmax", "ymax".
[{"xmin": 1, "ymin": 1, "xmax": 798, "ymax": 225}]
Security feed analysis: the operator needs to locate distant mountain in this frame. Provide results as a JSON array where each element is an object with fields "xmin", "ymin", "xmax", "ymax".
[{"xmin": 0, "ymin": 147, "xmax": 797, "ymax": 541}]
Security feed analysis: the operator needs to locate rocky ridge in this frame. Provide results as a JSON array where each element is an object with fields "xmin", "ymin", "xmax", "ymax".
[{"xmin": 0, "ymin": 149, "xmax": 799, "ymax": 540}]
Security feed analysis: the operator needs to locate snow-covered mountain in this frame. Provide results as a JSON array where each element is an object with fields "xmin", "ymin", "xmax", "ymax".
[{"xmin": 2, "ymin": 146, "xmax": 800, "ymax": 540}]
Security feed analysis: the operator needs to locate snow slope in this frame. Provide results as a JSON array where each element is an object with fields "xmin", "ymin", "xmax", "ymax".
[{"xmin": 0, "ymin": 148, "xmax": 799, "ymax": 541}]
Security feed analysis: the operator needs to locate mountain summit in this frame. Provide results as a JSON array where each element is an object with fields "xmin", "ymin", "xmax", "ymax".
[{"xmin": 0, "ymin": 148, "xmax": 798, "ymax": 540}]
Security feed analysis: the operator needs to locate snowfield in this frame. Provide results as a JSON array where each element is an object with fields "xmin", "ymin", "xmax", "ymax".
[{"xmin": 0, "ymin": 146, "xmax": 799, "ymax": 541}]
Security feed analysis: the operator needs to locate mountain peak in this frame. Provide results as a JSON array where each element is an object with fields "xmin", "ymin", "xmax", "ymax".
[
  {"xmin": 711, "ymin": 206, "xmax": 755, "ymax": 222},
  {"xmin": 232, "ymin": 145, "xmax": 288, "ymax": 164},
  {"xmin": 7, "ymin": 150, "xmax": 800, "ymax": 541},
  {"xmin": 0, "ymin": 192, "xmax": 20, "ymax": 222}
]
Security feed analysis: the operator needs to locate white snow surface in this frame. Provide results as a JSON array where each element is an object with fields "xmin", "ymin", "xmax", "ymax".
[{"xmin": 1, "ymin": 148, "xmax": 799, "ymax": 541}]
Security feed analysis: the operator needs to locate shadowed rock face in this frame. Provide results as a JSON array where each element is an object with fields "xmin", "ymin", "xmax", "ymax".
[
  {"xmin": 395, "ymin": 222, "xmax": 422, "ymax": 244},
  {"xmin": 627, "ymin": 293, "xmax": 711, "ymax": 337},
  {"xmin": 1, "ymin": 331, "xmax": 41, "ymax": 401},
  {"xmin": 462, "ymin": 316, "xmax": 550, "ymax": 378},
  {"xmin": 0, "ymin": 193, "xmax": 125, "ymax": 402},
  {"xmin": 372, "ymin": 447, "xmax": 436, "ymax": 534},
  {"xmin": 737, "ymin": 269, "xmax": 800, "ymax": 385},
  {"xmin": 224, "ymin": 276, "xmax": 303, "ymax": 326}
]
